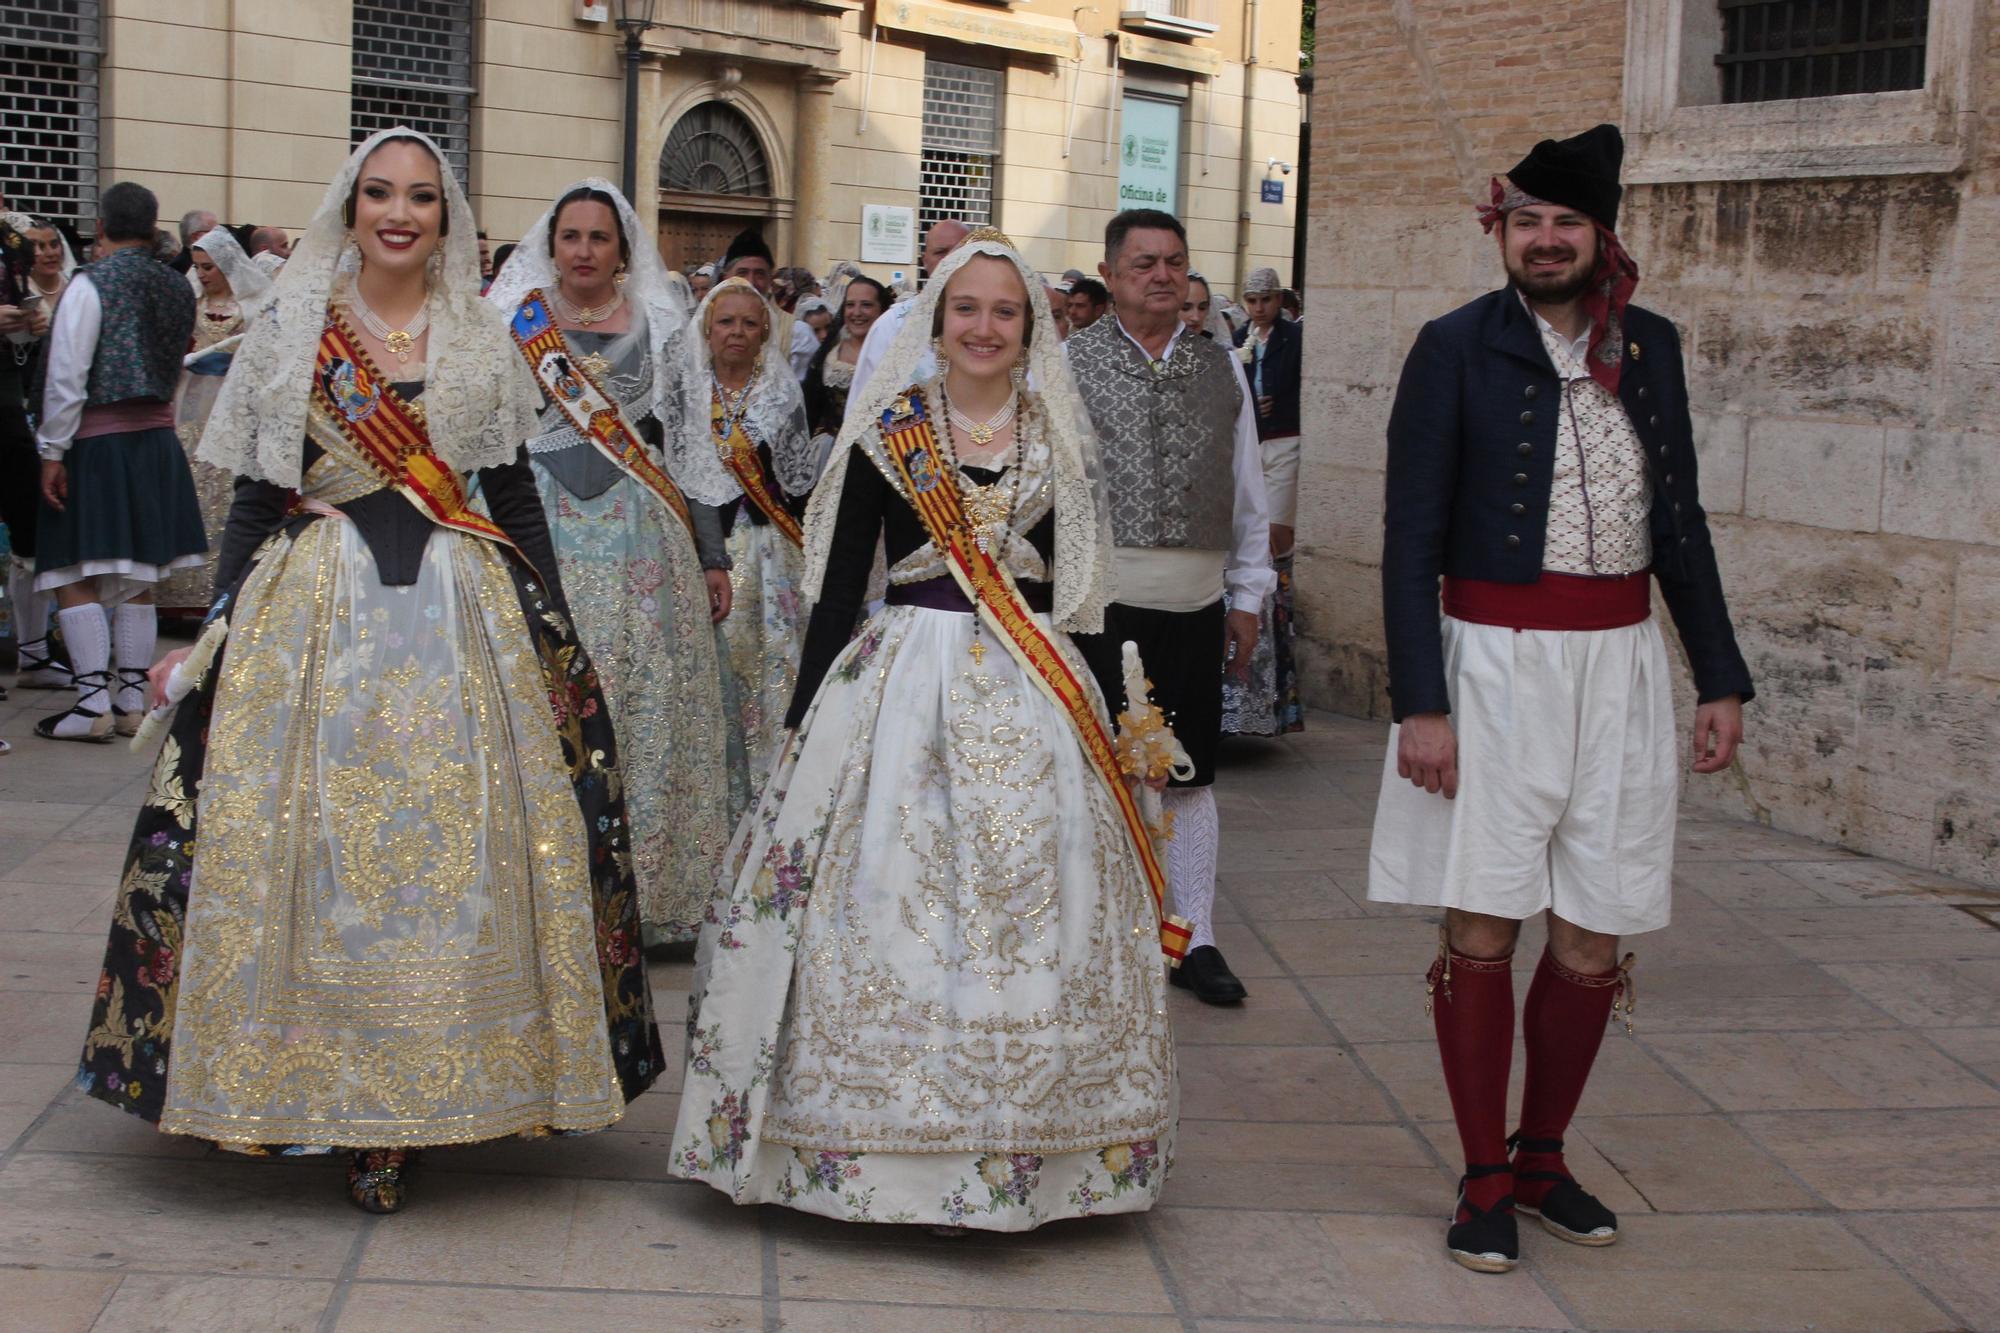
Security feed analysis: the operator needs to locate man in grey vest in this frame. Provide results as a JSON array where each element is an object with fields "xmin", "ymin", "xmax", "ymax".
[
  {"xmin": 1069, "ymin": 208, "xmax": 1274, "ymax": 1005},
  {"xmin": 34, "ymin": 181, "xmax": 205, "ymax": 742}
]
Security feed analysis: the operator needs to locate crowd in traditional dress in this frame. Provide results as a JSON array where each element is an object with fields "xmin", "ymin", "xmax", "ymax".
[{"xmin": 0, "ymin": 116, "xmax": 1748, "ymax": 1277}]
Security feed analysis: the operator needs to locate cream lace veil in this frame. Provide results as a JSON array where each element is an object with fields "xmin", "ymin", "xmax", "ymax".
[
  {"xmin": 195, "ymin": 125, "xmax": 539, "ymax": 487},
  {"xmin": 802, "ymin": 233, "xmax": 1112, "ymax": 634},
  {"xmin": 659, "ymin": 275, "xmax": 812, "ymax": 505},
  {"xmin": 485, "ymin": 176, "xmax": 691, "ymax": 431},
  {"xmin": 193, "ymin": 227, "xmax": 271, "ymax": 304}
]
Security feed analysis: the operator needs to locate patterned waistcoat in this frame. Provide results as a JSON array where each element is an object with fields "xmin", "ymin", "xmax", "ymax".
[
  {"xmin": 83, "ymin": 246, "xmax": 197, "ymax": 406},
  {"xmin": 1067, "ymin": 316, "xmax": 1241, "ymax": 549}
]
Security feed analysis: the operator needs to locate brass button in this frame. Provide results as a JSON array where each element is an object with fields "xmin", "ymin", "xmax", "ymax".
[
  {"xmin": 1659, "ymin": 445, "xmax": 1670, "ymax": 458},
  {"xmin": 1512, "ymin": 472, "xmax": 1528, "ymax": 485},
  {"xmin": 1524, "ymin": 385, "xmax": 1538, "ymax": 399},
  {"xmin": 1504, "ymin": 534, "xmax": 1521, "ymax": 549},
  {"xmin": 1650, "ymin": 414, "xmax": 1661, "ymax": 428},
  {"xmin": 1520, "ymin": 411, "xmax": 1535, "ymax": 426},
  {"xmin": 1516, "ymin": 442, "xmax": 1532, "ymax": 456},
  {"xmin": 1664, "ymin": 473, "xmax": 1675, "ymax": 485},
  {"xmin": 1637, "ymin": 386, "xmax": 1649, "ymax": 399},
  {"xmin": 1510, "ymin": 502, "xmax": 1526, "ymax": 515},
  {"xmin": 1673, "ymin": 502, "xmax": 1683, "ymax": 513}
]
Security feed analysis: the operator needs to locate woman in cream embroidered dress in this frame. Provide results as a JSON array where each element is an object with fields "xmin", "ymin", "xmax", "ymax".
[
  {"xmin": 158, "ymin": 227, "xmax": 271, "ymax": 614},
  {"xmin": 670, "ymin": 235, "xmax": 1176, "ymax": 1231},
  {"xmin": 77, "ymin": 129, "xmax": 661, "ymax": 1215},
  {"xmin": 486, "ymin": 180, "xmax": 746, "ymax": 944},
  {"xmin": 662, "ymin": 277, "xmax": 814, "ymax": 785}
]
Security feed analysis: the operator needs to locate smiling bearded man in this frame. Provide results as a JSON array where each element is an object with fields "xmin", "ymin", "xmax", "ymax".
[{"xmin": 1368, "ymin": 124, "xmax": 1755, "ymax": 1274}]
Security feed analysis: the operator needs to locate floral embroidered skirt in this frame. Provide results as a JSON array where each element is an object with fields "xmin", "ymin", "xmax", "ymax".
[
  {"xmin": 671, "ymin": 604, "xmax": 1177, "ymax": 1230},
  {"xmin": 720, "ymin": 517, "xmax": 805, "ymax": 793},
  {"xmin": 78, "ymin": 515, "xmax": 662, "ymax": 1147},
  {"xmin": 1220, "ymin": 549, "xmax": 1304, "ymax": 737},
  {"xmin": 535, "ymin": 467, "xmax": 742, "ymax": 940}
]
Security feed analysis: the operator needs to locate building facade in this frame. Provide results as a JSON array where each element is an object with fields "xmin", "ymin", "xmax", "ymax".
[
  {"xmin": 1298, "ymin": 0, "xmax": 2000, "ymax": 885},
  {"xmin": 1, "ymin": 0, "xmax": 1301, "ymax": 289}
]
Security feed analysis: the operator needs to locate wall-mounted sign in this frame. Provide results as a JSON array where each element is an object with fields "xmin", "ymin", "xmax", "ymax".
[
  {"xmin": 878, "ymin": 0, "xmax": 1082, "ymax": 61},
  {"xmin": 861, "ymin": 204, "xmax": 917, "ymax": 265},
  {"xmin": 1261, "ymin": 179, "xmax": 1285, "ymax": 204},
  {"xmin": 1116, "ymin": 31, "xmax": 1222, "ymax": 77},
  {"xmin": 1119, "ymin": 94, "xmax": 1181, "ymax": 211}
]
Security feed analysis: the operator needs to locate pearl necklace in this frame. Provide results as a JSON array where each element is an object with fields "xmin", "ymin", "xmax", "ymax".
[
  {"xmin": 946, "ymin": 389, "xmax": 1018, "ymax": 451},
  {"xmin": 347, "ymin": 284, "xmax": 429, "ymax": 364},
  {"xmin": 553, "ymin": 285, "xmax": 625, "ymax": 327}
]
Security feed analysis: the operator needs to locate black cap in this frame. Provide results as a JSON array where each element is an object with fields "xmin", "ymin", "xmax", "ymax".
[
  {"xmin": 721, "ymin": 227, "xmax": 773, "ymax": 271},
  {"xmin": 1504, "ymin": 124, "xmax": 1624, "ymax": 231}
]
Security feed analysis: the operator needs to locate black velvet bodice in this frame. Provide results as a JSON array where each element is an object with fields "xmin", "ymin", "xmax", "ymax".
[{"xmin": 784, "ymin": 445, "xmax": 1055, "ymax": 729}]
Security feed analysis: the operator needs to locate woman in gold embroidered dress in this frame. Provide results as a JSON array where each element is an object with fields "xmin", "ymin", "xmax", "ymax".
[
  {"xmin": 670, "ymin": 234, "xmax": 1177, "ymax": 1231},
  {"xmin": 157, "ymin": 227, "xmax": 271, "ymax": 614},
  {"xmin": 77, "ymin": 129, "xmax": 661, "ymax": 1215},
  {"xmin": 661, "ymin": 278, "xmax": 814, "ymax": 788},
  {"xmin": 486, "ymin": 180, "xmax": 746, "ymax": 946}
]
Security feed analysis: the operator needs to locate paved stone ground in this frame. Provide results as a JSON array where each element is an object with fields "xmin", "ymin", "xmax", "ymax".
[{"xmin": 1, "ymin": 694, "xmax": 1997, "ymax": 1332}]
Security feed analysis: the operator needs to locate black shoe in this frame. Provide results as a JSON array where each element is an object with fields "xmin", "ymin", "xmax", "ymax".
[
  {"xmin": 1170, "ymin": 945, "xmax": 1247, "ymax": 1005},
  {"xmin": 1446, "ymin": 1167, "xmax": 1519, "ymax": 1274},
  {"xmin": 1511, "ymin": 1135, "xmax": 1618, "ymax": 1245},
  {"xmin": 348, "ymin": 1148, "xmax": 415, "ymax": 1215}
]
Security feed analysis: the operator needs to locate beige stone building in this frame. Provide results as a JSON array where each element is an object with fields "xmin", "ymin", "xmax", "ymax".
[
  {"xmin": 1298, "ymin": 0, "xmax": 2000, "ymax": 885},
  {"xmin": 2, "ymin": 0, "xmax": 1300, "ymax": 289}
]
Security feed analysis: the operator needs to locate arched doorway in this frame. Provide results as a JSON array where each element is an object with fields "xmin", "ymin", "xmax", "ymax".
[{"xmin": 657, "ymin": 100, "xmax": 779, "ymax": 275}]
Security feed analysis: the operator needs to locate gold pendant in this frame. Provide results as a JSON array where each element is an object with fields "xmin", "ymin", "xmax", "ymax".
[
  {"xmin": 968, "ymin": 637, "xmax": 987, "ymax": 666},
  {"xmin": 578, "ymin": 351, "xmax": 611, "ymax": 382},
  {"xmin": 384, "ymin": 329, "xmax": 415, "ymax": 363}
]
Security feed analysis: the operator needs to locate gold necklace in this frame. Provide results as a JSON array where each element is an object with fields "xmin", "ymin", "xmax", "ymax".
[{"xmin": 347, "ymin": 284, "xmax": 429, "ymax": 364}]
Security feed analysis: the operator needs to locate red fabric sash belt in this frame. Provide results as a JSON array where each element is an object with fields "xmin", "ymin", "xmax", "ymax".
[
  {"xmin": 79, "ymin": 400, "xmax": 176, "ymax": 439},
  {"xmin": 1444, "ymin": 571, "xmax": 1651, "ymax": 632}
]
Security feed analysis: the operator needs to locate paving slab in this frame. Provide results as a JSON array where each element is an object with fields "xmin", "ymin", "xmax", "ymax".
[{"xmin": 0, "ymin": 711, "xmax": 1993, "ymax": 1331}]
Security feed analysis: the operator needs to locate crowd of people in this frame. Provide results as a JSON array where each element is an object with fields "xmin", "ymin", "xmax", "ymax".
[{"xmin": 0, "ymin": 118, "xmax": 1750, "ymax": 1276}]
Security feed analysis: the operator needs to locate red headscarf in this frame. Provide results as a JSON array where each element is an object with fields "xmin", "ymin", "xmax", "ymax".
[{"xmin": 1478, "ymin": 176, "xmax": 1639, "ymax": 396}]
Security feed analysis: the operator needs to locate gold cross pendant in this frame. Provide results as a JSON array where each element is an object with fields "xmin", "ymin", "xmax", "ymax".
[{"xmin": 968, "ymin": 638, "xmax": 987, "ymax": 666}]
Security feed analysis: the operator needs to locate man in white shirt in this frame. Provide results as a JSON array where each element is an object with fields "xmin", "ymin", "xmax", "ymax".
[
  {"xmin": 1065, "ymin": 208, "xmax": 1274, "ymax": 1006},
  {"xmin": 845, "ymin": 218, "xmax": 970, "ymax": 406}
]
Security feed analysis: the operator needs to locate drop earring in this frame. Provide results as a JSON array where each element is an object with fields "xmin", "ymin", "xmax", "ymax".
[{"xmin": 932, "ymin": 335, "xmax": 949, "ymax": 371}]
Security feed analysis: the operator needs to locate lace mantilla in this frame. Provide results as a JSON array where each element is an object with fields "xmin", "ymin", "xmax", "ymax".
[
  {"xmin": 658, "ymin": 277, "xmax": 812, "ymax": 505},
  {"xmin": 196, "ymin": 126, "xmax": 540, "ymax": 487},
  {"xmin": 193, "ymin": 227, "xmax": 271, "ymax": 305},
  {"xmin": 803, "ymin": 237, "xmax": 1110, "ymax": 634},
  {"xmin": 485, "ymin": 176, "xmax": 690, "ymax": 444}
]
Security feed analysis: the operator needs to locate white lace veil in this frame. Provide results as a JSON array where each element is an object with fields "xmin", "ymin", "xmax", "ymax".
[
  {"xmin": 195, "ymin": 125, "xmax": 540, "ymax": 487},
  {"xmin": 659, "ymin": 276, "xmax": 812, "ymax": 504},
  {"xmin": 193, "ymin": 227, "xmax": 271, "ymax": 304},
  {"xmin": 1186, "ymin": 271, "xmax": 1234, "ymax": 343},
  {"xmin": 485, "ymin": 176, "xmax": 691, "ymax": 429},
  {"xmin": 802, "ymin": 233, "xmax": 1112, "ymax": 634}
]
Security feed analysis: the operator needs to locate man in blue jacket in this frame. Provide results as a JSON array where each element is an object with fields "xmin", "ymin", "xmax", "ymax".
[{"xmin": 1365, "ymin": 125, "xmax": 1753, "ymax": 1274}]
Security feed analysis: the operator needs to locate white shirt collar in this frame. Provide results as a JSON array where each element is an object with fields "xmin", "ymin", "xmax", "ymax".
[
  {"xmin": 1113, "ymin": 314, "xmax": 1185, "ymax": 366},
  {"xmin": 1519, "ymin": 291, "xmax": 1592, "ymax": 381}
]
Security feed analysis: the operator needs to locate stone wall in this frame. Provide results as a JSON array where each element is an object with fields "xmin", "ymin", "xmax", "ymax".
[{"xmin": 1298, "ymin": 0, "xmax": 2000, "ymax": 883}]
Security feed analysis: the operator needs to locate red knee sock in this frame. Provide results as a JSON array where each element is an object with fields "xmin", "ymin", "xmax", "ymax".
[
  {"xmin": 1513, "ymin": 948, "xmax": 1625, "ymax": 1207},
  {"xmin": 1430, "ymin": 943, "xmax": 1515, "ymax": 1215}
]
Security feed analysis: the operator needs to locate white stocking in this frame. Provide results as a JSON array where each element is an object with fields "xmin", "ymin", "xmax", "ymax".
[
  {"xmin": 111, "ymin": 602, "xmax": 156, "ymax": 717},
  {"xmin": 9, "ymin": 557, "xmax": 54, "ymax": 664},
  {"xmin": 1162, "ymin": 786, "xmax": 1220, "ymax": 950},
  {"xmin": 47, "ymin": 603, "xmax": 110, "ymax": 736}
]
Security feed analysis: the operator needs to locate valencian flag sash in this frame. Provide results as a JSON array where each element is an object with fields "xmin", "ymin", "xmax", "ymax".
[
  {"xmin": 312, "ymin": 311, "xmax": 517, "ymax": 554},
  {"xmin": 712, "ymin": 398, "xmax": 805, "ymax": 548},
  {"xmin": 506, "ymin": 289, "xmax": 698, "ymax": 542},
  {"xmin": 875, "ymin": 389, "xmax": 1193, "ymax": 965}
]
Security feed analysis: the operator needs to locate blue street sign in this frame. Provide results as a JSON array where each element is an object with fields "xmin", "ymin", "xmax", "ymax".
[{"xmin": 1260, "ymin": 179, "xmax": 1285, "ymax": 204}]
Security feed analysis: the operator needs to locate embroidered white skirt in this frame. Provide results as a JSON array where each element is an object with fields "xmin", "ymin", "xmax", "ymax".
[
  {"xmin": 1367, "ymin": 614, "xmax": 1679, "ymax": 935},
  {"xmin": 671, "ymin": 604, "xmax": 1177, "ymax": 1230}
]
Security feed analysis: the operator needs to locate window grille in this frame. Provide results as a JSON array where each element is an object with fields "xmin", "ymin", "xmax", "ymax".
[
  {"xmin": 352, "ymin": 0, "xmax": 475, "ymax": 185},
  {"xmin": 920, "ymin": 60, "xmax": 1000, "ymax": 243},
  {"xmin": 0, "ymin": 0, "xmax": 100, "ymax": 229},
  {"xmin": 660, "ymin": 102, "xmax": 773, "ymax": 196},
  {"xmin": 1717, "ymin": 0, "xmax": 1928, "ymax": 103}
]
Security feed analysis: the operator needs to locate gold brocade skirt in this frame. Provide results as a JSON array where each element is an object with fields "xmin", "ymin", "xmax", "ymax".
[{"xmin": 156, "ymin": 514, "xmax": 622, "ymax": 1147}]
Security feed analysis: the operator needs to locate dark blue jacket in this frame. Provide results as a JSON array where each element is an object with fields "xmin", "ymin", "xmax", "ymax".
[
  {"xmin": 1234, "ymin": 316, "xmax": 1302, "ymax": 439},
  {"xmin": 1382, "ymin": 287, "xmax": 1754, "ymax": 722}
]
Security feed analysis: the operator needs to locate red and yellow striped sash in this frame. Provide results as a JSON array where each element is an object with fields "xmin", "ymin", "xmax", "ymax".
[
  {"xmin": 874, "ymin": 389, "xmax": 1191, "ymax": 964},
  {"xmin": 311, "ymin": 312, "xmax": 514, "ymax": 552},
  {"xmin": 506, "ymin": 289, "xmax": 698, "ymax": 543},
  {"xmin": 713, "ymin": 399, "xmax": 804, "ymax": 548}
]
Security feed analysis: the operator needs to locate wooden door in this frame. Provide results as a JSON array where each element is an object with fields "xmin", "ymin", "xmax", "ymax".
[{"xmin": 657, "ymin": 212, "xmax": 761, "ymax": 275}]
